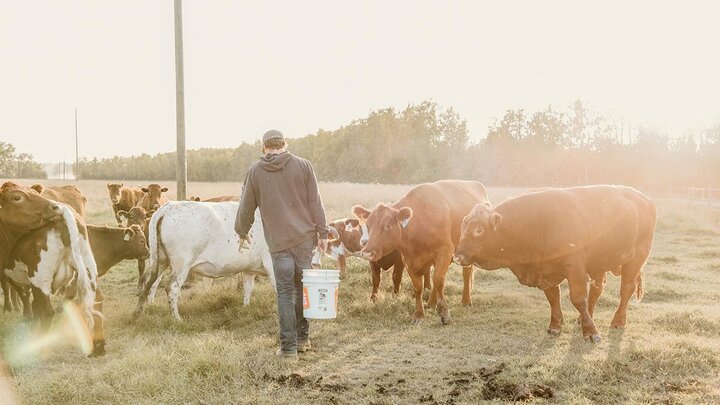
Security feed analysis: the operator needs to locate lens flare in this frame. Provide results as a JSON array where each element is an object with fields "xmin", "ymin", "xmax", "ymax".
[{"xmin": 4, "ymin": 301, "xmax": 93, "ymax": 367}]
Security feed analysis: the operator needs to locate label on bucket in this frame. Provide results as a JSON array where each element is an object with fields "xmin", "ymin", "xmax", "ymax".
[
  {"xmin": 318, "ymin": 288, "xmax": 328, "ymax": 310},
  {"xmin": 303, "ymin": 287, "xmax": 310, "ymax": 309}
]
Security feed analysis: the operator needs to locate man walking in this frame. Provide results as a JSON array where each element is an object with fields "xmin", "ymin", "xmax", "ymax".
[{"xmin": 235, "ymin": 129, "xmax": 329, "ymax": 360}]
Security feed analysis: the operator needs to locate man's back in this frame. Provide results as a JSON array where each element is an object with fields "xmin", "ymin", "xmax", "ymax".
[{"xmin": 235, "ymin": 151, "xmax": 328, "ymax": 253}]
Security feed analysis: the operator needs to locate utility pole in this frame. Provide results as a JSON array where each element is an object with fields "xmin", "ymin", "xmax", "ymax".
[
  {"xmin": 75, "ymin": 108, "xmax": 79, "ymax": 181},
  {"xmin": 174, "ymin": 0, "xmax": 187, "ymax": 200}
]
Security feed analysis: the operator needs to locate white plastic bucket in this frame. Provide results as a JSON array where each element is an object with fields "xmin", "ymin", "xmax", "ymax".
[{"xmin": 302, "ymin": 269, "xmax": 340, "ymax": 319}]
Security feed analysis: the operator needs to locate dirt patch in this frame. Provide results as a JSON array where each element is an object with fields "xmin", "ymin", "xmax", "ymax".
[
  {"xmin": 263, "ymin": 372, "xmax": 350, "ymax": 392},
  {"xmin": 431, "ymin": 363, "xmax": 555, "ymax": 402}
]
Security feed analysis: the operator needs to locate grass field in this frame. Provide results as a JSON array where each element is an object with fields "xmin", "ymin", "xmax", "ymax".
[{"xmin": 1, "ymin": 180, "xmax": 719, "ymax": 404}]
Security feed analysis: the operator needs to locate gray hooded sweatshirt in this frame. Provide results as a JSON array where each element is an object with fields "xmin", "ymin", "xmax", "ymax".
[{"xmin": 235, "ymin": 151, "xmax": 329, "ymax": 253}]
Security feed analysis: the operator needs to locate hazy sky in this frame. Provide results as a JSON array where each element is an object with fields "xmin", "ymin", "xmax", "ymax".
[{"xmin": 2, "ymin": 1, "xmax": 719, "ymax": 163}]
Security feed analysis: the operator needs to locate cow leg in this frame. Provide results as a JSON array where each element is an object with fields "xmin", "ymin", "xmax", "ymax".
[
  {"xmin": 544, "ymin": 285, "xmax": 564, "ymax": 334},
  {"xmin": 423, "ymin": 269, "xmax": 432, "ymax": 300},
  {"xmin": 588, "ymin": 273, "xmax": 606, "ymax": 318},
  {"xmin": 18, "ymin": 288, "xmax": 32, "ymax": 318},
  {"xmin": 370, "ymin": 261, "xmax": 382, "ymax": 302},
  {"xmin": 134, "ymin": 257, "xmax": 167, "ymax": 318},
  {"xmin": 461, "ymin": 266, "xmax": 474, "ymax": 306},
  {"xmin": 409, "ymin": 270, "xmax": 425, "ymax": 324},
  {"xmin": 30, "ymin": 287, "xmax": 54, "ymax": 333},
  {"xmin": 338, "ymin": 255, "xmax": 347, "ymax": 279},
  {"xmin": 1, "ymin": 276, "xmax": 10, "ymax": 312},
  {"xmin": 166, "ymin": 257, "xmax": 192, "ymax": 321},
  {"xmin": 567, "ymin": 267, "xmax": 600, "ymax": 342},
  {"xmin": 391, "ymin": 257, "xmax": 404, "ymax": 295},
  {"xmin": 611, "ymin": 249, "xmax": 650, "ymax": 328},
  {"xmin": 90, "ymin": 287, "xmax": 106, "ymax": 357},
  {"xmin": 137, "ymin": 259, "xmax": 146, "ymax": 290},
  {"xmin": 241, "ymin": 272, "xmax": 256, "ymax": 306},
  {"xmin": 432, "ymin": 253, "xmax": 454, "ymax": 325}
]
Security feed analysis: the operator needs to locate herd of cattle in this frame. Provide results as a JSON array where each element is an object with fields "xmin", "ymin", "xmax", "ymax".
[{"xmin": 0, "ymin": 179, "xmax": 656, "ymax": 357}]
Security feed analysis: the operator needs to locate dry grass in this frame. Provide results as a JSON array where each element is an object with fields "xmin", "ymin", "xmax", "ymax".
[{"xmin": 1, "ymin": 180, "xmax": 720, "ymax": 404}]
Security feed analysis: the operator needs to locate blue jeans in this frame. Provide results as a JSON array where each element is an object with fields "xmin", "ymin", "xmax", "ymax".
[{"xmin": 270, "ymin": 238, "xmax": 314, "ymax": 354}]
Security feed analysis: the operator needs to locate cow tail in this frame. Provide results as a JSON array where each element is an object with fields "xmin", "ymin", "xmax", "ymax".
[
  {"xmin": 635, "ymin": 269, "xmax": 645, "ymax": 303},
  {"xmin": 60, "ymin": 206, "xmax": 98, "ymax": 340},
  {"xmin": 139, "ymin": 205, "xmax": 164, "ymax": 299}
]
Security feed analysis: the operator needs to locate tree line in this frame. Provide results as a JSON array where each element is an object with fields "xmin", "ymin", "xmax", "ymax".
[
  {"xmin": 74, "ymin": 100, "xmax": 719, "ymax": 188},
  {"xmin": 0, "ymin": 142, "xmax": 47, "ymax": 179}
]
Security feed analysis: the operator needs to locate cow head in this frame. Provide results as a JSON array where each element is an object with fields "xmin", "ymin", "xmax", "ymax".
[
  {"xmin": 188, "ymin": 196, "xmax": 201, "ymax": 202},
  {"xmin": 0, "ymin": 182, "xmax": 63, "ymax": 231},
  {"xmin": 124, "ymin": 225, "xmax": 150, "ymax": 260},
  {"xmin": 106, "ymin": 182, "xmax": 124, "ymax": 204},
  {"xmin": 353, "ymin": 203, "xmax": 412, "ymax": 262},
  {"xmin": 30, "ymin": 184, "xmax": 45, "ymax": 194},
  {"xmin": 119, "ymin": 207, "xmax": 154, "ymax": 233},
  {"xmin": 454, "ymin": 203, "xmax": 503, "ymax": 269},
  {"xmin": 140, "ymin": 184, "xmax": 168, "ymax": 210}
]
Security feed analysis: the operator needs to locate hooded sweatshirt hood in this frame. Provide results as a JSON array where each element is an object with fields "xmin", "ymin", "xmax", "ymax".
[{"xmin": 258, "ymin": 151, "xmax": 292, "ymax": 172}]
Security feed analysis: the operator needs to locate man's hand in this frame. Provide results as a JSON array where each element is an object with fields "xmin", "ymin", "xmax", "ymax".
[
  {"xmin": 317, "ymin": 238, "xmax": 328, "ymax": 253},
  {"xmin": 239, "ymin": 237, "xmax": 250, "ymax": 251}
]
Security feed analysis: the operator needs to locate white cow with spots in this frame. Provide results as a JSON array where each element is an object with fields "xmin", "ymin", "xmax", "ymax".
[
  {"xmin": 4, "ymin": 205, "xmax": 105, "ymax": 356},
  {"xmin": 133, "ymin": 201, "xmax": 275, "ymax": 320}
]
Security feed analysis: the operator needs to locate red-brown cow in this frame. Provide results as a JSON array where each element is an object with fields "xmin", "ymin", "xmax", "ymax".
[
  {"xmin": 0, "ymin": 182, "xmax": 64, "ymax": 313},
  {"xmin": 137, "ymin": 184, "xmax": 168, "ymax": 212},
  {"xmin": 31, "ymin": 184, "xmax": 87, "ymax": 218},
  {"xmin": 107, "ymin": 182, "xmax": 145, "ymax": 224},
  {"xmin": 454, "ymin": 185, "xmax": 657, "ymax": 342},
  {"xmin": 311, "ymin": 218, "xmax": 406, "ymax": 301},
  {"xmin": 353, "ymin": 180, "xmax": 490, "ymax": 325}
]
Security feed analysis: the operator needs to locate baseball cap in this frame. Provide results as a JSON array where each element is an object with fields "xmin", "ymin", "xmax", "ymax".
[{"xmin": 262, "ymin": 129, "xmax": 284, "ymax": 143}]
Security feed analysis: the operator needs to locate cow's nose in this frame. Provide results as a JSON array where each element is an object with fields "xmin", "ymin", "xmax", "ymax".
[
  {"xmin": 362, "ymin": 250, "xmax": 375, "ymax": 260},
  {"xmin": 453, "ymin": 254, "xmax": 467, "ymax": 266},
  {"xmin": 360, "ymin": 239, "xmax": 368, "ymax": 247}
]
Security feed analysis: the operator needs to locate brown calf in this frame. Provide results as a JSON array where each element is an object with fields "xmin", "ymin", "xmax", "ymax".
[
  {"xmin": 87, "ymin": 224, "xmax": 149, "ymax": 277},
  {"xmin": 31, "ymin": 184, "xmax": 87, "ymax": 218},
  {"xmin": 107, "ymin": 183, "xmax": 145, "ymax": 224},
  {"xmin": 137, "ymin": 184, "xmax": 168, "ymax": 212}
]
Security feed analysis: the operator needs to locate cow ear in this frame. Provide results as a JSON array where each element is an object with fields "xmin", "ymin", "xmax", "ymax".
[
  {"xmin": 106, "ymin": 182, "xmax": 111, "ymax": 189},
  {"xmin": 141, "ymin": 187, "xmax": 148, "ymax": 193},
  {"xmin": 344, "ymin": 218, "xmax": 360, "ymax": 228},
  {"xmin": 328, "ymin": 226, "xmax": 340, "ymax": 241},
  {"xmin": 397, "ymin": 207, "xmax": 413, "ymax": 223},
  {"xmin": 31, "ymin": 184, "xmax": 43, "ymax": 193},
  {"xmin": 490, "ymin": 213, "xmax": 503, "ymax": 232},
  {"xmin": 123, "ymin": 228, "xmax": 135, "ymax": 241},
  {"xmin": 161, "ymin": 187, "xmax": 168, "ymax": 192},
  {"xmin": 118, "ymin": 210, "xmax": 128, "ymax": 221},
  {"xmin": 119, "ymin": 182, "xmax": 124, "ymax": 187},
  {"xmin": 352, "ymin": 205, "xmax": 371, "ymax": 220},
  {"xmin": 146, "ymin": 210, "xmax": 156, "ymax": 218},
  {"xmin": 193, "ymin": 197, "xmax": 200, "ymax": 202}
]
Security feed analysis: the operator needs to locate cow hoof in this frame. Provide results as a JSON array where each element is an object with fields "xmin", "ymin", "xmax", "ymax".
[
  {"xmin": 461, "ymin": 301, "xmax": 472, "ymax": 307},
  {"xmin": 88, "ymin": 341, "xmax": 106, "ymax": 357},
  {"xmin": 587, "ymin": 334, "xmax": 601, "ymax": 344},
  {"xmin": 547, "ymin": 328, "xmax": 561, "ymax": 335},
  {"xmin": 370, "ymin": 295, "xmax": 378, "ymax": 303},
  {"xmin": 411, "ymin": 318, "xmax": 423, "ymax": 325},
  {"xmin": 440, "ymin": 316, "xmax": 453, "ymax": 326}
]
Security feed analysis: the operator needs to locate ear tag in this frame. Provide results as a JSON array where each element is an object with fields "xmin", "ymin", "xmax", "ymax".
[
  {"xmin": 123, "ymin": 233, "xmax": 131, "ymax": 241},
  {"xmin": 401, "ymin": 218, "xmax": 410, "ymax": 229}
]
